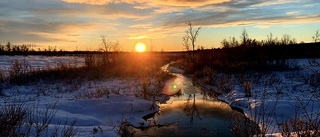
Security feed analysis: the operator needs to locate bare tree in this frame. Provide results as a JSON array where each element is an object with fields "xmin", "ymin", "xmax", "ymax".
[
  {"xmin": 182, "ymin": 21, "xmax": 201, "ymax": 63},
  {"xmin": 184, "ymin": 21, "xmax": 201, "ymax": 51},
  {"xmin": 265, "ymin": 33, "xmax": 278, "ymax": 46},
  {"xmin": 281, "ymin": 34, "xmax": 297, "ymax": 45},
  {"xmin": 312, "ymin": 29, "xmax": 320, "ymax": 43},
  {"xmin": 99, "ymin": 35, "xmax": 120, "ymax": 65},
  {"xmin": 221, "ymin": 37, "xmax": 239, "ymax": 48},
  {"xmin": 5, "ymin": 42, "xmax": 11, "ymax": 52},
  {"xmin": 240, "ymin": 29, "xmax": 249, "ymax": 47},
  {"xmin": 100, "ymin": 35, "xmax": 119, "ymax": 52}
]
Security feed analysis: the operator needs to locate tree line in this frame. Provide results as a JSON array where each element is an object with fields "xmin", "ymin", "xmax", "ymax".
[{"xmin": 181, "ymin": 22, "xmax": 320, "ymax": 73}]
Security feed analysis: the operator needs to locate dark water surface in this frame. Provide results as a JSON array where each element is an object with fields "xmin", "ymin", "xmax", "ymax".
[
  {"xmin": 136, "ymin": 98, "xmax": 245, "ymax": 137},
  {"xmin": 134, "ymin": 65, "xmax": 258, "ymax": 137}
]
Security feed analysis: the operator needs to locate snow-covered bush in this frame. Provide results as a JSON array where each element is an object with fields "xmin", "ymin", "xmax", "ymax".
[
  {"xmin": 0, "ymin": 100, "xmax": 78, "ymax": 137},
  {"xmin": 76, "ymin": 87, "xmax": 110, "ymax": 99},
  {"xmin": 0, "ymin": 101, "xmax": 29, "ymax": 136}
]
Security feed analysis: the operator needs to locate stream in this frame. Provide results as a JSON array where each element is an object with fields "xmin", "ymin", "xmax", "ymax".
[{"xmin": 133, "ymin": 63, "xmax": 259, "ymax": 137}]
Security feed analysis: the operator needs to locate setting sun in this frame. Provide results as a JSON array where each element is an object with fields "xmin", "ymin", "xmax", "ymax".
[{"xmin": 135, "ymin": 42, "xmax": 146, "ymax": 52}]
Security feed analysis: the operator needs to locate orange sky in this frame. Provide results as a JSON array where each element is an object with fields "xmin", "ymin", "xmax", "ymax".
[{"xmin": 0, "ymin": 0, "xmax": 319, "ymax": 51}]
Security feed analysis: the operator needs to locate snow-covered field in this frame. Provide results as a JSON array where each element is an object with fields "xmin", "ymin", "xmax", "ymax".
[
  {"xmin": 0, "ymin": 55, "xmax": 85, "ymax": 74},
  {"xmin": 0, "ymin": 55, "xmax": 161, "ymax": 136},
  {"xmin": 1, "ymin": 56, "xmax": 320, "ymax": 136},
  {"xmin": 1, "ymin": 77, "xmax": 161, "ymax": 136}
]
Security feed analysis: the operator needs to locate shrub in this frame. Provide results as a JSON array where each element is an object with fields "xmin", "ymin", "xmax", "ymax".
[
  {"xmin": 243, "ymin": 81, "xmax": 252, "ymax": 97},
  {"xmin": 0, "ymin": 100, "xmax": 78, "ymax": 137},
  {"xmin": 8, "ymin": 59, "xmax": 31, "ymax": 84},
  {"xmin": 216, "ymin": 74, "xmax": 235, "ymax": 94},
  {"xmin": 0, "ymin": 69, "xmax": 5, "ymax": 83},
  {"xmin": 278, "ymin": 95, "xmax": 320, "ymax": 136},
  {"xmin": 76, "ymin": 87, "xmax": 110, "ymax": 99},
  {"xmin": 84, "ymin": 54, "xmax": 96, "ymax": 68},
  {"xmin": 0, "ymin": 87, "xmax": 3, "ymax": 96},
  {"xmin": 0, "ymin": 100, "xmax": 29, "ymax": 137}
]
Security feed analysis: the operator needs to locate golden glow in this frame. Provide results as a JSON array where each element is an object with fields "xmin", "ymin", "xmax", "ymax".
[{"xmin": 135, "ymin": 42, "xmax": 146, "ymax": 52}]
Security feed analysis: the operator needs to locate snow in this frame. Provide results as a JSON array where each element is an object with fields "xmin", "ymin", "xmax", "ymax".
[
  {"xmin": 210, "ymin": 59, "xmax": 320, "ymax": 136},
  {"xmin": 1, "ymin": 79, "xmax": 160, "ymax": 136},
  {"xmin": 0, "ymin": 55, "xmax": 160, "ymax": 136},
  {"xmin": 0, "ymin": 55, "xmax": 84, "ymax": 74},
  {"xmin": 1, "ymin": 56, "xmax": 320, "ymax": 136}
]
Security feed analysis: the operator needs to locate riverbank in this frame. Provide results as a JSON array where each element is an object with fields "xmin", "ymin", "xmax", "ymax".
[
  {"xmin": 1, "ymin": 58, "xmax": 318, "ymax": 136},
  {"xmin": 194, "ymin": 59, "xmax": 320, "ymax": 136},
  {"xmin": 131, "ymin": 63, "xmax": 259, "ymax": 136}
]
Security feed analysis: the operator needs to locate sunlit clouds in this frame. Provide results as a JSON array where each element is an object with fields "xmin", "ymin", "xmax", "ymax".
[
  {"xmin": 287, "ymin": 11, "xmax": 300, "ymax": 15},
  {"xmin": 0, "ymin": 0, "xmax": 319, "ymax": 51},
  {"xmin": 62, "ymin": 0, "xmax": 109, "ymax": 5},
  {"xmin": 62, "ymin": 0, "xmax": 230, "ymax": 6}
]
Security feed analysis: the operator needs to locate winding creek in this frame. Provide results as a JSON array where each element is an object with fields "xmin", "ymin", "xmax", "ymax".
[{"xmin": 134, "ymin": 63, "xmax": 259, "ymax": 137}]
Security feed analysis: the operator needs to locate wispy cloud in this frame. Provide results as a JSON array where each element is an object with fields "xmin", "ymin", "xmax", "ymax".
[
  {"xmin": 128, "ymin": 35, "xmax": 150, "ymax": 39},
  {"xmin": 61, "ymin": 0, "xmax": 111, "ymax": 5},
  {"xmin": 62, "ymin": 0, "xmax": 230, "ymax": 6},
  {"xmin": 153, "ymin": 0, "xmax": 230, "ymax": 7},
  {"xmin": 129, "ymin": 24, "xmax": 152, "ymax": 29},
  {"xmin": 287, "ymin": 11, "xmax": 300, "ymax": 15},
  {"xmin": 0, "ymin": 0, "xmax": 320, "ymax": 50}
]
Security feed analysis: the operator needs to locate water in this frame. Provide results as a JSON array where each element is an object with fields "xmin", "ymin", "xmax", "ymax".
[{"xmin": 134, "ymin": 64, "xmax": 259, "ymax": 136}]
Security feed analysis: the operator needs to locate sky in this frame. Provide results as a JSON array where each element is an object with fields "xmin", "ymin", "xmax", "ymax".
[{"xmin": 0, "ymin": 0, "xmax": 320, "ymax": 51}]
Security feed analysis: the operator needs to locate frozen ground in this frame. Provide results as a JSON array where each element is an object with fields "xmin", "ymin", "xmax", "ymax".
[
  {"xmin": 199, "ymin": 59, "xmax": 320, "ymax": 136},
  {"xmin": 1, "ymin": 57, "xmax": 319, "ymax": 136},
  {"xmin": 0, "ymin": 55, "xmax": 85, "ymax": 74},
  {"xmin": 1, "ymin": 78, "xmax": 162, "ymax": 136}
]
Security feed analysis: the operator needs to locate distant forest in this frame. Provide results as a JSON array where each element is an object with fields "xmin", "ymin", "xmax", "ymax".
[
  {"xmin": 0, "ymin": 42, "xmax": 104, "ymax": 56},
  {"xmin": 1, "ymin": 29, "xmax": 319, "ymax": 60}
]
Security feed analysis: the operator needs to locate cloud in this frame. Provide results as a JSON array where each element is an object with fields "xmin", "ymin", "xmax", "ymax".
[
  {"xmin": 252, "ymin": 0, "xmax": 297, "ymax": 7},
  {"xmin": 67, "ymin": 34, "xmax": 80, "ymax": 36},
  {"xmin": 61, "ymin": 0, "xmax": 110, "ymax": 5},
  {"xmin": 254, "ymin": 25, "xmax": 271, "ymax": 29},
  {"xmin": 129, "ymin": 24, "xmax": 152, "ymax": 29},
  {"xmin": 61, "ymin": 0, "xmax": 231, "ymax": 7},
  {"xmin": 287, "ymin": 11, "xmax": 300, "ymax": 15},
  {"xmin": 153, "ymin": 0, "xmax": 231, "ymax": 7},
  {"xmin": 154, "ymin": 0, "xmax": 320, "ymax": 29},
  {"xmin": 128, "ymin": 35, "xmax": 149, "ymax": 39},
  {"xmin": 1, "ymin": 0, "xmax": 320, "ymax": 50}
]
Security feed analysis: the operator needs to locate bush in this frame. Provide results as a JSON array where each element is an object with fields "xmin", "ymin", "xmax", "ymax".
[
  {"xmin": 243, "ymin": 81, "xmax": 252, "ymax": 97},
  {"xmin": 0, "ymin": 101, "xmax": 29, "ymax": 137},
  {"xmin": 76, "ymin": 87, "xmax": 110, "ymax": 99},
  {"xmin": 0, "ymin": 100, "xmax": 78, "ymax": 137}
]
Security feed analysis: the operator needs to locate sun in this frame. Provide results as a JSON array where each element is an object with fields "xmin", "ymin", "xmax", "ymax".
[{"xmin": 135, "ymin": 42, "xmax": 146, "ymax": 52}]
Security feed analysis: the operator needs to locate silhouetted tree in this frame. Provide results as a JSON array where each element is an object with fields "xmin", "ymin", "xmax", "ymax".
[
  {"xmin": 264, "ymin": 33, "xmax": 278, "ymax": 46},
  {"xmin": 182, "ymin": 21, "xmax": 201, "ymax": 63},
  {"xmin": 5, "ymin": 42, "xmax": 11, "ymax": 52},
  {"xmin": 185, "ymin": 21, "xmax": 201, "ymax": 51},
  {"xmin": 280, "ymin": 34, "xmax": 296, "ymax": 45},
  {"xmin": 240, "ymin": 29, "xmax": 249, "ymax": 47},
  {"xmin": 312, "ymin": 29, "xmax": 320, "ymax": 42},
  {"xmin": 221, "ymin": 37, "xmax": 239, "ymax": 48},
  {"xmin": 0, "ymin": 43, "xmax": 4, "ymax": 53},
  {"xmin": 99, "ymin": 35, "xmax": 119, "ymax": 65}
]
